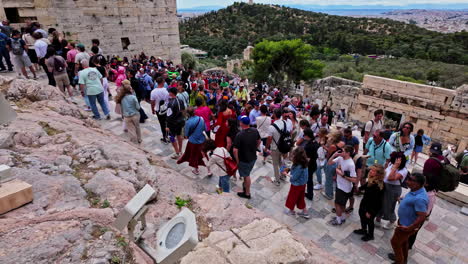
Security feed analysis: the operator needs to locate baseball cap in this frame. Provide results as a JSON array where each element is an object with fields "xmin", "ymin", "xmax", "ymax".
[
  {"xmin": 76, "ymin": 43, "xmax": 85, "ymax": 48},
  {"xmin": 238, "ymin": 115, "xmax": 250, "ymax": 125},
  {"xmin": 430, "ymin": 142, "xmax": 442, "ymax": 155},
  {"xmin": 265, "ymin": 96, "xmax": 273, "ymax": 101}
]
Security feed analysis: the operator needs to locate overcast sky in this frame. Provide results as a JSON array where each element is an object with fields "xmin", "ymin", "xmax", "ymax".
[{"xmin": 177, "ymin": 0, "xmax": 468, "ymax": 8}]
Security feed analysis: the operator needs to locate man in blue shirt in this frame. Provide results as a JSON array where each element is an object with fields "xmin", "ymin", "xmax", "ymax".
[
  {"xmin": 389, "ymin": 172, "xmax": 428, "ymax": 264},
  {"xmin": 365, "ymin": 130, "xmax": 392, "ymax": 168},
  {"xmin": 0, "ymin": 31, "xmax": 13, "ymax": 72}
]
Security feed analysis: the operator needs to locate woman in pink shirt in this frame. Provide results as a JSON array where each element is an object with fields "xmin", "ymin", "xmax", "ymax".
[{"xmin": 194, "ymin": 97, "xmax": 213, "ymax": 139}]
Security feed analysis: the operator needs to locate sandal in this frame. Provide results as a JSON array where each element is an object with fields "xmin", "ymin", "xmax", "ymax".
[{"xmin": 192, "ymin": 169, "xmax": 200, "ymax": 175}]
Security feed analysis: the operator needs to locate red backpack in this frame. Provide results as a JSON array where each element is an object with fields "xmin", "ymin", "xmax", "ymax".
[{"xmin": 213, "ymin": 148, "xmax": 238, "ymax": 176}]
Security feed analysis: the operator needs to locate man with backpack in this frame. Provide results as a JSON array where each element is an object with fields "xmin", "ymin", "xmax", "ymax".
[
  {"xmin": 136, "ymin": 68, "xmax": 154, "ymax": 102},
  {"xmin": 46, "ymin": 46, "xmax": 72, "ymax": 97},
  {"xmin": 166, "ymin": 87, "xmax": 186, "ymax": 160},
  {"xmin": 7, "ymin": 30, "xmax": 37, "ymax": 79},
  {"xmin": 423, "ymin": 142, "xmax": 461, "ymax": 192},
  {"xmin": 266, "ymin": 108, "xmax": 293, "ymax": 186},
  {"xmin": 364, "ymin": 130, "xmax": 392, "ymax": 180},
  {"xmin": 363, "ymin": 109, "xmax": 384, "ymax": 148}
]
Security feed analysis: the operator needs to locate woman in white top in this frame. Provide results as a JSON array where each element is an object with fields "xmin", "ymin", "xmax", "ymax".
[
  {"xmin": 376, "ymin": 151, "xmax": 408, "ymax": 229},
  {"xmin": 204, "ymin": 139, "xmax": 232, "ymax": 193},
  {"xmin": 256, "ymin": 105, "xmax": 272, "ymax": 164},
  {"xmin": 22, "ymin": 28, "xmax": 40, "ymax": 71}
]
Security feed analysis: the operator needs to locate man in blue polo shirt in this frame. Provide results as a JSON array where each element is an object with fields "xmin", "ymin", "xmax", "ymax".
[{"xmin": 389, "ymin": 172, "xmax": 428, "ymax": 264}]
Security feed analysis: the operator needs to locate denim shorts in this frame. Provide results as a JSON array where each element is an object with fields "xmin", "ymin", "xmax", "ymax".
[
  {"xmin": 238, "ymin": 159, "xmax": 256, "ymax": 177},
  {"xmin": 219, "ymin": 175, "xmax": 230, "ymax": 192}
]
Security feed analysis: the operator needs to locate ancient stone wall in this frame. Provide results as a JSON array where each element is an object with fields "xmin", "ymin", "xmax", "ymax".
[
  {"xmin": 0, "ymin": 0, "xmax": 181, "ymax": 63},
  {"xmin": 306, "ymin": 75, "xmax": 468, "ymax": 151}
]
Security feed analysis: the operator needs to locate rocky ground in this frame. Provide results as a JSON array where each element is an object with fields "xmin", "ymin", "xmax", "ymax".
[{"xmin": 0, "ymin": 76, "xmax": 342, "ymax": 263}]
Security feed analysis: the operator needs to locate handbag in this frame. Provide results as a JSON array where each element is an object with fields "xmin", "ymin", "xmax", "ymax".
[{"xmin": 213, "ymin": 148, "xmax": 238, "ymax": 176}]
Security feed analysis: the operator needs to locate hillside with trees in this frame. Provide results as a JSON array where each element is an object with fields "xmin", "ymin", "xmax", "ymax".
[{"xmin": 180, "ymin": 2, "xmax": 468, "ymax": 65}]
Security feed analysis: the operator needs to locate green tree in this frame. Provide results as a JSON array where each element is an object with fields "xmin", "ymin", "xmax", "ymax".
[
  {"xmin": 181, "ymin": 52, "xmax": 198, "ymax": 70},
  {"xmin": 251, "ymin": 39, "xmax": 324, "ymax": 92}
]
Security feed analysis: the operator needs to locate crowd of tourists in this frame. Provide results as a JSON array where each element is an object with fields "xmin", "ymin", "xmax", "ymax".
[{"xmin": 1, "ymin": 22, "xmax": 468, "ymax": 264}]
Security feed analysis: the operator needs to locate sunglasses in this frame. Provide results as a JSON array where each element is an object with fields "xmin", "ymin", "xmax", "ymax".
[{"xmin": 403, "ymin": 126, "xmax": 411, "ymax": 129}]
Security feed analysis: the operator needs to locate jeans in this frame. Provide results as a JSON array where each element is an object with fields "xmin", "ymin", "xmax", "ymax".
[
  {"xmin": 88, "ymin": 92, "xmax": 109, "ymax": 119},
  {"xmin": 316, "ymin": 164, "xmax": 324, "ymax": 184},
  {"xmin": 324, "ymin": 163, "xmax": 337, "ymax": 198},
  {"xmin": 0, "ymin": 48, "xmax": 13, "ymax": 71},
  {"xmin": 219, "ymin": 175, "xmax": 230, "ymax": 192}
]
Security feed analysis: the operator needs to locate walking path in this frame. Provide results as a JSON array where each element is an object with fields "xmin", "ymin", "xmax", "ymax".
[
  {"xmin": 95, "ymin": 86, "xmax": 467, "ymax": 264},
  {"xmin": 4, "ymin": 71, "xmax": 466, "ymax": 264}
]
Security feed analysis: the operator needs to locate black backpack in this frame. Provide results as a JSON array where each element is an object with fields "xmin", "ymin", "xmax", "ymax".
[
  {"xmin": 361, "ymin": 120, "xmax": 374, "ymax": 137},
  {"xmin": 53, "ymin": 56, "xmax": 66, "ymax": 73},
  {"xmin": 272, "ymin": 121, "xmax": 293, "ymax": 154},
  {"xmin": 430, "ymin": 157, "xmax": 460, "ymax": 192}
]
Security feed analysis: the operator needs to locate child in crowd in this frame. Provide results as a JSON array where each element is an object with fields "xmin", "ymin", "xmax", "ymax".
[
  {"xmin": 284, "ymin": 147, "xmax": 310, "ymax": 219},
  {"xmin": 353, "ymin": 164, "xmax": 385, "ymax": 241},
  {"xmin": 204, "ymin": 139, "xmax": 231, "ymax": 193}
]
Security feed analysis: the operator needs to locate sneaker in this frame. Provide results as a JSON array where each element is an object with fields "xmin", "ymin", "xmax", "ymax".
[
  {"xmin": 284, "ymin": 209, "xmax": 296, "ymax": 216},
  {"xmin": 321, "ymin": 192, "xmax": 333, "ymax": 200},
  {"xmin": 0, "ymin": 69, "xmax": 7, "ymax": 73},
  {"xmin": 345, "ymin": 207, "xmax": 354, "ymax": 214},
  {"xmin": 375, "ymin": 219, "xmax": 382, "ymax": 227},
  {"xmin": 273, "ymin": 180, "xmax": 281, "ymax": 186},
  {"xmin": 106, "ymin": 115, "xmax": 111, "ymax": 120},
  {"xmin": 383, "ymin": 221, "xmax": 395, "ymax": 230},
  {"xmin": 84, "ymin": 108, "xmax": 92, "ymax": 111},
  {"xmin": 280, "ymin": 175, "xmax": 287, "ymax": 181},
  {"xmin": 329, "ymin": 217, "xmax": 343, "ymax": 226},
  {"xmin": 387, "ymin": 253, "xmax": 395, "ymax": 261},
  {"xmin": 297, "ymin": 211, "xmax": 310, "ymax": 219},
  {"xmin": 305, "ymin": 193, "xmax": 313, "ymax": 201},
  {"xmin": 353, "ymin": 229, "xmax": 367, "ymax": 235},
  {"xmin": 313, "ymin": 184, "xmax": 322, "ymax": 190},
  {"xmin": 237, "ymin": 192, "xmax": 251, "ymax": 199},
  {"xmin": 160, "ymin": 138, "xmax": 169, "ymax": 144},
  {"xmin": 361, "ymin": 234, "xmax": 374, "ymax": 241},
  {"xmin": 171, "ymin": 153, "xmax": 180, "ymax": 159}
]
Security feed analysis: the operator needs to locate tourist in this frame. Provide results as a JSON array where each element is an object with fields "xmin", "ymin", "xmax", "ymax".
[
  {"xmin": 389, "ymin": 122, "xmax": 415, "ymax": 161},
  {"xmin": 364, "ymin": 129, "xmax": 392, "ymax": 173},
  {"xmin": 0, "ymin": 20, "xmax": 12, "ymax": 37},
  {"xmin": 0, "ymin": 30, "xmax": 13, "ymax": 72},
  {"xmin": 410, "ymin": 129, "xmax": 431, "ymax": 164},
  {"xmin": 256, "ymin": 105, "xmax": 271, "ymax": 164},
  {"xmin": 7, "ymin": 30, "xmax": 36, "ymax": 79},
  {"xmin": 31, "ymin": 22, "xmax": 48, "ymax": 38},
  {"xmin": 322, "ymin": 130, "xmax": 344, "ymax": 200},
  {"xmin": 214, "ymin": 99, "xmax": 234, "ymax": 147},
  {"xmin": 303, "ymin": 128, "xmax": 319, "ymax": 200},
  {"xmin": 114, "ymin": 65, "xmax": 127, "ymax": 90},
  {"xmin": 116, "ymin": 80, "xmax": 141, "ymax": 144},
  {"xmin": 382, "ymin": 124, "xmax": 393, "ymax": 141},
  {"xmin": 45, "ymin": 46, "xmax": 72, "ymax": 96},
  {"xmin": 311, "ymin": 114, "xmax": 330, "ymax": 136},
  {"xmin": 388, "ymin": 173, "xmax": 428, "ymax": 264},
  {"xmin": 177, "ymin": 107, "xmax": 206, "ymax": 175},
  {"xmin": 78, "ymin": 59, "xmax": 110, "ymax": 120},
  {"xmin": 234, "ymin": 83, "xmax": 248, "ymax": 101},
  {"xmin": 166, "ymin": 87, "xmax": 186, "ymax": 159},
  {"xmin": 91, "ymin": 38, "xmax": 103, "ymax": 55},
  {"xmin": 294, "ymin": 119, "xmax": 311, "ymax": 147},
  {"xmin": 266, "ymin": 108, "xmax": 288, "ymax": 186},
  {"xmin": 456, "ymin": 148, "xmax": 468, "ymax": 184},
  {"xmin": 284, "ymin": 147, "xmax": 310, "ymax": 219},
  {"xmin": 226, "ymin": 118, "xmax": 239, "ymax": 159},
  {"xmin": 32, "ymin": 31, "xmax": 55, "ymax": 86},
  {"xmin": 249, "ymin": 101, "xmax": 261, "ymax": 127},
  {"xmin": 177, "ymin": 81, "xmax": 189, "ymax": 109},
  {"xmin": 234, "ymin": 116, "xmax": 261, "ymax": 199},
  {"xmin": 337, "ymin": 109, "xmax": 346, "ymax": 122},
  {"xmin": 151, "ymin": 77, "xmax": 170, "ymax": 143},
  {"xmin": 353, "ymin": 164, "xmax": 385, "ymax": 241},
  {"xmin": 66, "ymin": 42, "xmax": 78, "ymax": 87},
  {"xmin": 376, "ymin": 151, "xmax": 408, "ymax": 230},
  {"xmin": 204, "ymin": 139, "xmax": 232, "ymax": 193},
  {"xmin": 327, "ymin": 145, "xmax": 358, "ymax": 225},
  {"xmin": 194, "ymin": 97, "xmax": 213, "ymax": 139},
  {"xmin": 74, "ymin": 43, "xmax": 90, "ymax": 76},
  {"xmin": 363, "ymin": 109, "xmax": 384, "ymax": 147},
  {"xmin": 136, "ymin": 67, "xmax": 154, "ymax": 101},
  {"xmin": 314, "ymin": 131, "xmax": 328, "ymax": 190},
  {"xmin": 189, "ymin": 84, "xmax": 206, "ymax": 107},
  {"xmin": 342, "ymin": 128, "xmax": 359, "ymax": 156}
]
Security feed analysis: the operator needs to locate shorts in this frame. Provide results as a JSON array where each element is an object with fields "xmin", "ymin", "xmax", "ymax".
[
  {"xmin": 335, "ymin": 187, "xmax": 352, "ymax": 206},
  {"xmin": 168, "ymin": 122, "xmax": 184, "ymax": 137},
  {"xmin": 54, "ymin": 73, "xmax": 70, "ymax": 88},
  {"xmin": 414, "ymin": 145, "xmax": 423, "ymax": 153},
  {"xmin": 238, "ymin": 159, "xmax": 256, "ymax": 177},
  {"xmin": 13, "ymin": 54, "xmax": 32, "ymax": 68},
  {"xmin": 355, "ymin": 157, "xmax": 363, "ymax": 170}
]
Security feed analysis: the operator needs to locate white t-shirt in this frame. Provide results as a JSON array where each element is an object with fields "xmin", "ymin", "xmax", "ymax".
[
  {"xmin": 311, "ymin": 122, "xmax": 330, "ymax": 135},
  {"xmin": 384, "ymin": 164, "xmax": 408, "ymax": 185},
  {"xmin": 365, "ymin": 119, "xmax": 383, "ymax": 136},
  {"xmin": 333, "ymin": 156, "xmax": 356, "ymax": 193},
  {"xmin": 268, "ymin": 119, "xmax": 287, "ymax": 151},
  {"xmin": 282, "ymin": 118, "xmax": 293, "ymax": 132},
  {"xmin": 150, "ymin": 87, "xmax": 169, "ymax": 113},
  {"xmin": 75, "ymin": 52, "xmax": 90, "ymax": 64},
  {"xmin": 256, "ymin": 115, "xmax": 271, "ymax": 139}
]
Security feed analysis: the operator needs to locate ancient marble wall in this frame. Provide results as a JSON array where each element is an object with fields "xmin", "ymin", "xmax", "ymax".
[
  {"xmin": 0, "ymin": 0, "xmax": 181, "ymax": 63},
  {"xmin": 306, "ymin": 75, "xmax": 468, "ymax": 151}
]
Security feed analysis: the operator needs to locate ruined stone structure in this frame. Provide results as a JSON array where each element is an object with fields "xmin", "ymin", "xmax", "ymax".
[
  {"xmin": 227, "ymin": 45, "xmax": 254, "ymax": 73},
  {"xmin": 0, "ymin": 0, "xmax": 181, "ymax": 63},
  {"xmin": 307, "ymin": 75, "xmax": 468, "ymax": 151}
]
